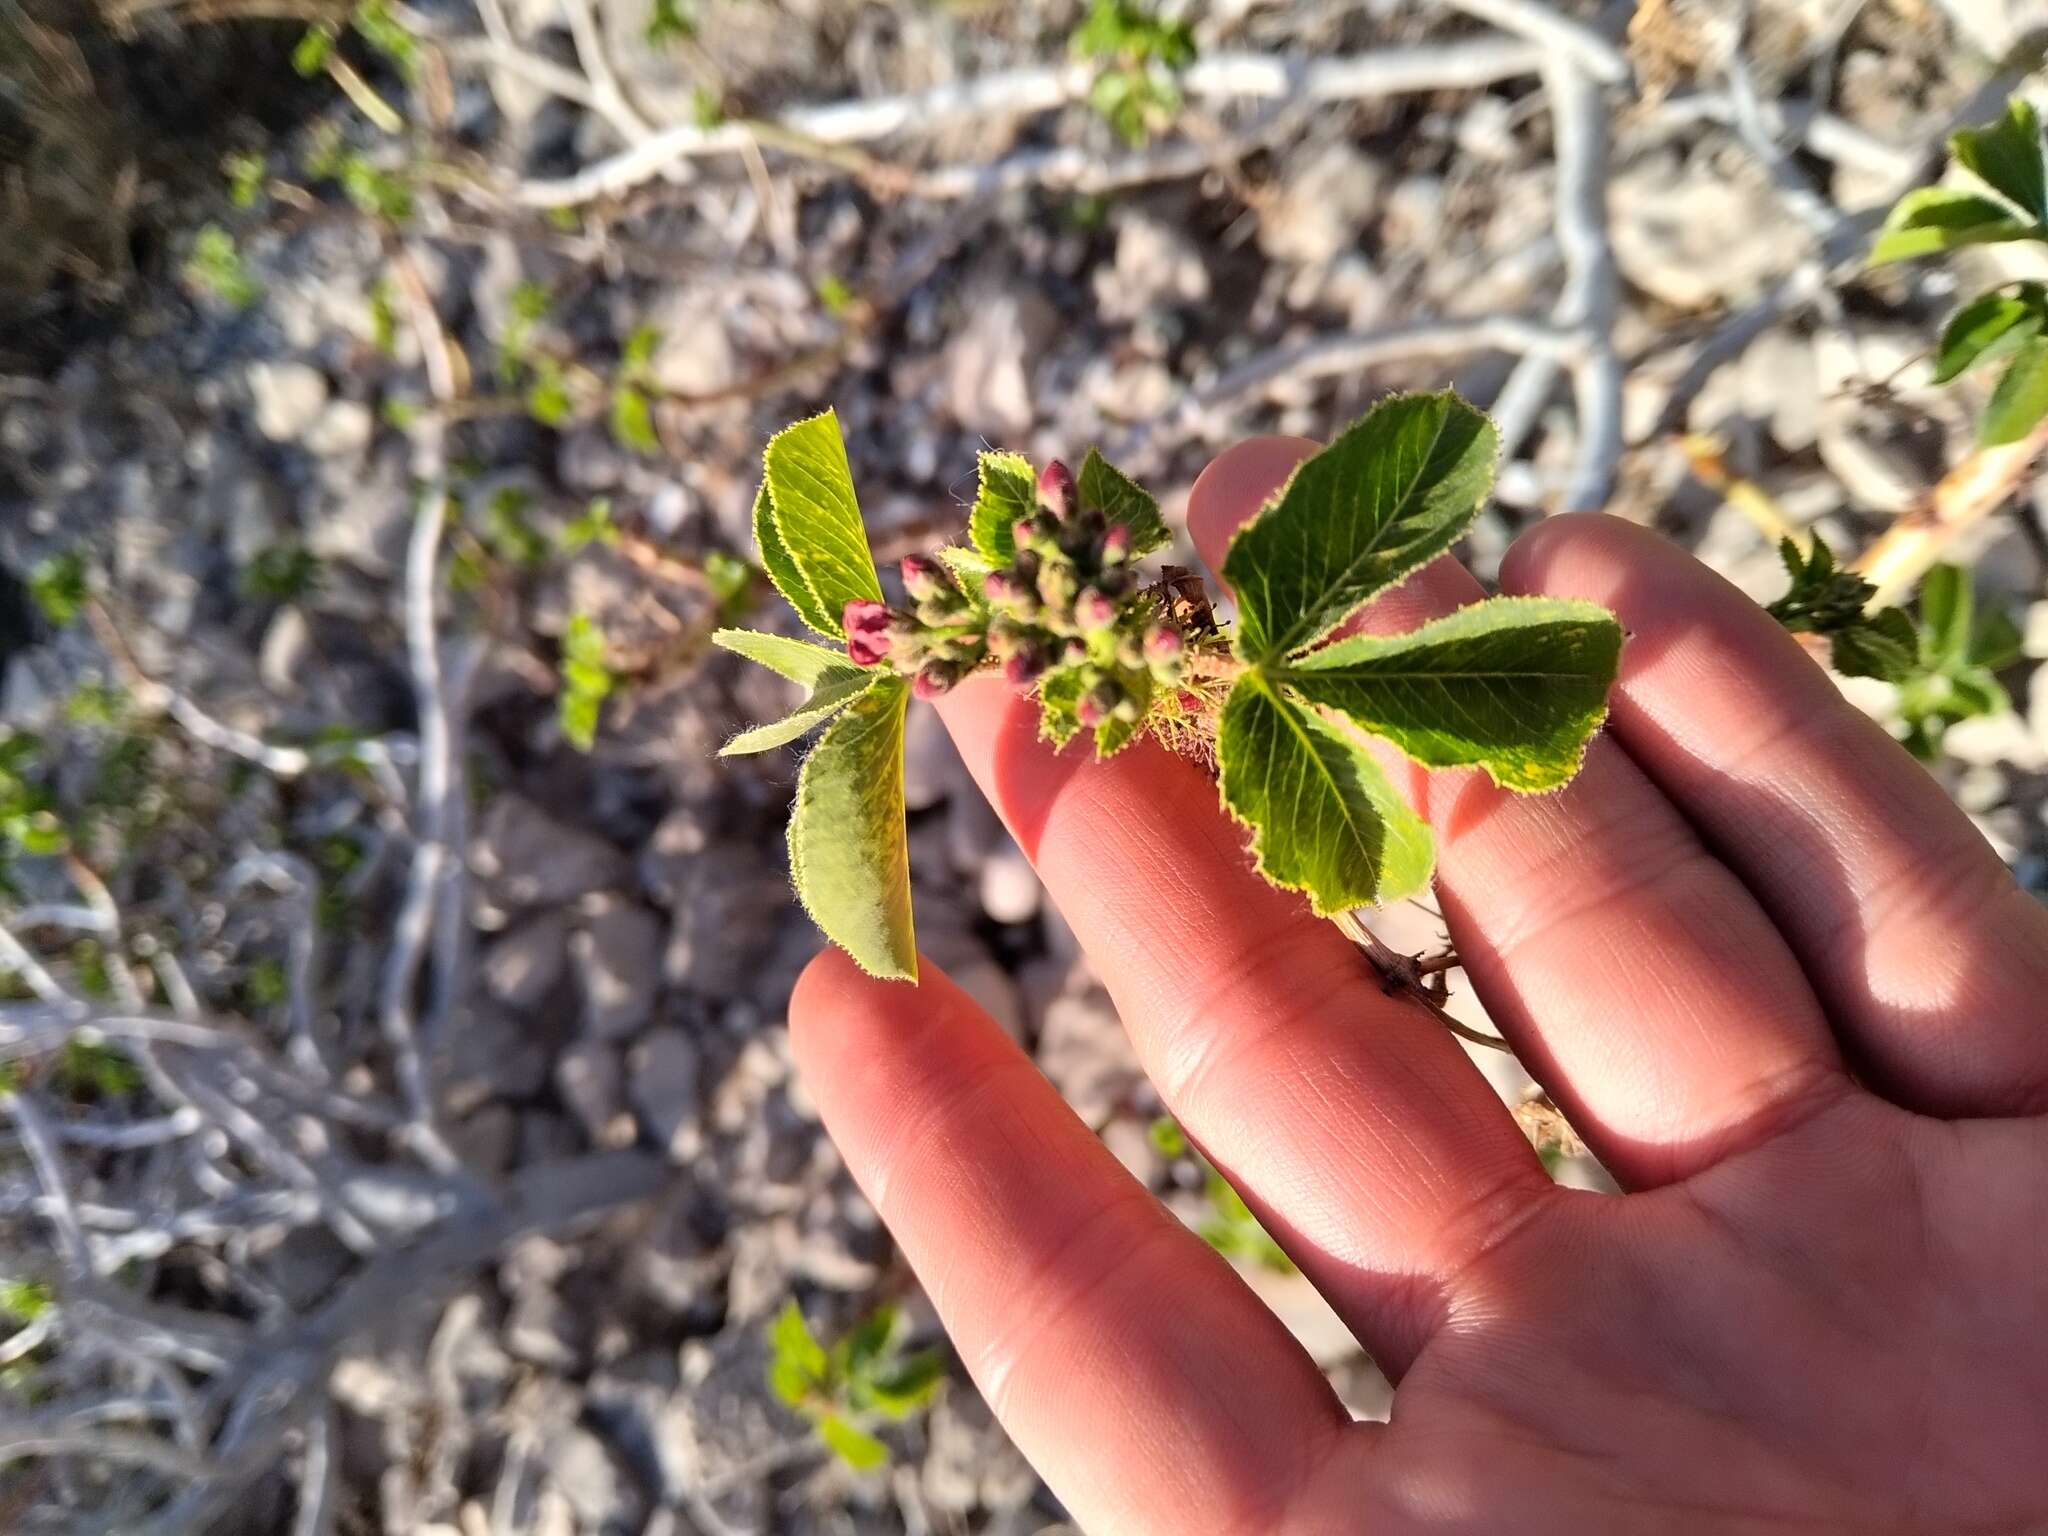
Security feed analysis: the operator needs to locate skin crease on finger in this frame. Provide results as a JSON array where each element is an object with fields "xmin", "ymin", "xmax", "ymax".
[{"xmin": 785, "ymin": 439, "xmax": 2048, "ymax": 1535}]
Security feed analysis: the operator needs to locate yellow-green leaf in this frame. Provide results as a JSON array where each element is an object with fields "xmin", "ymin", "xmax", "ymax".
[
  {"xmin": 1277, "ymin": 596, "xmax": 1622, "ymax": 792},
  {"xmin": 721, "ymin": 670, "xmax": 876, "ymax": 756},
  {"xmin": 1216, "ymin": 672, "xmax": 1433, "ymax": 913},
  {"xmin": 1077, "ymin": 448, "xmax": 1171, "ymax": 557},
  {"xmin": 713, "ymin": 628, "xmax": 856, "ymax": 687},
  {"xmin": 1982, "ymin": 335, "xmax": 2048, "ymax": 445},
  {"xmin": 1868, "ymin": 187, "xmax": 2036, "ymax": 265},
  {"xmin": 788, "ymin": 678, "xmax": 916, "ymax": 979},
  {"xmin": 970, "ymin": 450, "xmax": 1036, "ymax": 563},
  {"xmin": 761, "ymin": 409, "xmax": 884, "ymax": 639}
]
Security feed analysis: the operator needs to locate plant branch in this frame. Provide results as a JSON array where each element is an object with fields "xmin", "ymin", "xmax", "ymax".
[{"xmin": 1853, "ymin": 412, "xmax": 2048, "ymax": 607}]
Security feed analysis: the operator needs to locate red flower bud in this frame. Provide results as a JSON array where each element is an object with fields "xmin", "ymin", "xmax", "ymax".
[
  {"xmin": 1075, "ymin": 589, "xmax": 1117, "ymax": 632},
  {"xmin": 899, "ymin": 554, "xmax": 950, "ymax": 602},
  {"xmin": 1003, "ymin": 649, "xmax": 1048, "ymax": 688},
  {"xmin": 1143, "ymin": 623, "xmax": 1184, "ymax": 663},
  {"xmin": 1074, "ymin": 691, "xmax": 1107, "ymax": 728},
  {"xmin": 912, "ymin": 660, "xmax": 961, "ymax": 701},
  {"xmin": 843, "ymin": 599, "xmax": 895, "ymax": 667},
  {"xmin": 1100, "ymin": 524, "xmax": 1132, "ymax": 564},
  {"xmin": 1037, "ymin": 459, "xmax": 1076, "ymax": 521}
]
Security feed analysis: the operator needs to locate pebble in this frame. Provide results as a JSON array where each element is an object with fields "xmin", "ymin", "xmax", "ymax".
[
  {"xmin": 629, "ymin": 1026, "xmax": 704, "ymax": 1161},
  {"xmin": 573, "ymin": 896, "xmax": 664, "ymax": 1040},
  {"xmin": 247, "ymin": 360, "xmax": 331, "ymax": 442}
]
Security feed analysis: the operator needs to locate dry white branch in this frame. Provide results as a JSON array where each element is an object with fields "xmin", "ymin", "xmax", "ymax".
[
  {"xmin": 511, "ymin": 40, "xmax": 1549, "ymax": 206},
  {"xmin": 1545, "ymin": 55, "xmax": 1623, "ymax": 513},
  {"xmin": 1442, "ymin": 0, "xmax": 1630, "ymax": 83}
]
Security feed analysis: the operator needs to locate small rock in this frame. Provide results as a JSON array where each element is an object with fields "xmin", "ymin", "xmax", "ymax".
[
  {"xmin": 248, "ymin": 360, "xmax": 331, "ymax": 442},
  {"xmin": 258, "ymin": 606, "xmax": 314, "ymax": 693},
  {"xmin": 573, "ymin": 897, "xmax": 663, "ymax": 1040},
  {"xmin": 1036, "ymin": 990, "xmax": 1138, "ymax": 1125},
  {"xmin": 1258, "ymin": 141, "xmax": 1385, "ymax": 266},
  {"xmin": 978, "ymin": 841, "xmax": 1042, "ymax": 925},
  {"xmin": 922, "ymin": 1388, "xmax": 1036, "ymax": 1516},
  {"xmin": 1094, "ymin": 211, "xmax": 1210, "ymax": 322},
  {"xmin": 944, "ymin": 280, "xmax": 1056, "ymax": 439},
  {"xmin": 482, "ymin": 909, "xmax": 576, "ymax": 1011},
  {"xmin": 304, "ymin": 399, "xmax": 374, "ymax": 459},
  {"xmin": 507, "ymin": 1283, "xmax": 586, "ymax": 1370},
  {"xmin": 629, "ymin": 1026, "xmax": 703, "ymax": 1160},
  {"xmin": 473, "ymin": 796, "xmax": 632, "ymax": 913},
  {"xmin": 948, "ymin": 958, "xmax": 1024, "ymax": 1042},
  {"xmin": 543, "ymin": 1423, "xmax": 647, "ymax": 1535},
  {"xmin": 446, "ymin": 1102, "xmax": 518, "ymax": 1175},
  {"xmin": 644, "ymin": 293, "xmax": 737, "ymax": 397},
  {"xmin": 1610, "ymin": 162, "xmax": 1803, "ymax": 310},
  {"xmin": 555, "ymin": 1040, "xmax": 631, "ymax": 1146},
  {"xmin": 436, "ymin": 1007, "xmax": 551, "ymax": 1115}
]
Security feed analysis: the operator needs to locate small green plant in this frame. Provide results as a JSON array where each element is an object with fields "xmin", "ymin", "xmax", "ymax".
[
  {"xmin": 27, "ymin": 551, "xmax": 88, "ymax": 627},
  {"xmin": 611, "ymin": 324, "xmax": 663, "ymax": 456},
  {"xmin": 224, "ymin": 150, "xmax": 266, "ymax": 209},
  {"xmin": 1767, "ymin": 537, "xmax": 2020, "ymax": 760},
  {"xmin": 558, "ymin": 614, "xmax": 617, "ymax": 751},
  {"xmin": 766, "ymin": 1301, "xmax": 945, "ymax": 1470},
  {"xmin": 241, "ymin": 544, "xmax": 324, "ymax": 602},
  {"xmin": 1871, "ymin": 97, "xmax": 2048, "ymax": 445},
  {"xmin": 52, "ymin": 1039, "xmax": 141, "ymax": 1102},
  {"xmin": 645, "ymin": 0, "xmax": 698, "ymax": 45},
  {"xmin": 717, "ymin": 400, "xmax": 1621, "ymax": 978},
  {"xmin": 184, "ymin": 225, "xmax": 264, "ymax": 310},
  {"xmin": 1070, "ymin": 0, "xmax": 1198, "ymax": 146},
  {"xmin": 0, "ymin": 731, "xmax": 66, "ymax": 878},
  {"xmin": 0, "ymin": 1279, "xmax": 52, "ymax": 1323},
  {"xmin": 561, "ymin": 499, "xmax": 620, "ymax": 551},
  {"xmin": 1148, "ymin": 1118, "xmax": 1293, "ymax": 1272}
]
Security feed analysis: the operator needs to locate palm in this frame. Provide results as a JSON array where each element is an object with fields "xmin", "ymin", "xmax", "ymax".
[
  {"xmin": 790, "ymin": 441, "xmax": 2048, "ymax": 1534},
  {"xmin": 1368, "ymin": 1108, "xmax": 2048, "ymax": 1531}
]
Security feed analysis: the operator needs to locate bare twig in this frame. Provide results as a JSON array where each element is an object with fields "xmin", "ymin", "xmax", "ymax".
[
  {"xmin": 511, "ymin": 41, "xmax": 1549, "ymax": 206},
  {"xmin": 5, "ymin": 1093, "xmax": 93, "ymax": 1276},
  {"xmin": 1545, "ymin": 55, "xmax": 1623, "ymax": 513},
  {"xmin": 1853, "ymin": 413, "xmax": 2048, "ymax": 607},
  {"xmin": 1332, "ymin": 911, "xmax": 1511, "ymax": 1054}
]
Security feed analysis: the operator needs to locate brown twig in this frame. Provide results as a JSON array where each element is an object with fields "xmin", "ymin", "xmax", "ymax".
[
  {"xmin": 1329, "ymin": 911, "xmax": 1512, "ymax": 1054},
  {"xmin": 1851, "ymin": 413, "xmax": 2048, "ymax": 608}
]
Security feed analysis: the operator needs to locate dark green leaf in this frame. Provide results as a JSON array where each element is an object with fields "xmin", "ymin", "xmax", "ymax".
[
  {"xmin": 760, "ymin": 410, "xmax": 885, "ymax": 640},
  {"xmin": 1215, "ymin": 672, "xmax": 1433, "ymax": 913},
  {"xmin": 1223, "ymin": 391, "xmax": 1497, "ymax": 664},
  {"xmin": 1931, "ymin": 287, "xmax": 2045, "ymax": 383},
  {"xmin": 1077, "ymin": 448, "xmax": 1171, "ymax": 558},
  {"xmin": 1982, "ymin": 336, "xmax": 2048, "ymax": 445},
  {"xmin": 1951, "ymin": 96, "xmax": 2046, "ymax": 224},
  {"xmin": 970, "ymin": 451, "xmax": 1036, "ymax": 563},
  {"xmin": 788, "ymin": 678, "xmax": 916, "ymax": 980},
  {"xmin": 1827, "ymin": 606, "xmax": 1919, "ymax": 683},
  {"xmin": 1867, "ymin": 187, "xmax": 2037, "ymax": 265},
  {"xmin": 1276, "ymin": 596, "xmax": 1622, "ymax": 792},
  {"xmin": 861, "ymin": 1350, "xmax": 946, "ymax": 1417}
]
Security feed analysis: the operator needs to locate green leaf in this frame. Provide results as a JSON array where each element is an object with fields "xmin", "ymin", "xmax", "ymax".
[
  {"xmin": 767, "ymin": 1300, "xmax": 827, "ymax": 1404},
  {"xmin": 1828, "ymin": 606, "xmax": 1919, "ymax": 683},
  {"xmin": 1276, "ymin": 596, "xmax": 1622, "ymax": 792},
  {"xmin": 1093, "ymin": 712, "xmax": 1142, "ymax": 758},
  {"xmin": 721, "ymin": 670, "xmax": 876, "ymax": 756},
  {"xmin": 759, "ymin": 410, "xmax": 885, "ymax": 639},
  {"xmin": 1932, "ymin": 288, "xmax": 2045, "ymax": 383},
  {"xmin": 934, "ymin": 546, "xmax": 995, "ymax": 601},
  {"xmin": 611, "ymin": 386, "xmax": 660, "ymax": 455},
  {"xmin": 1951, "ymin": 97, "xmax": 2046, "ymax": 224},
  {"xmin": 1223, "ymin": 392, "xmax": 1497, "ymax": 665},
  {"xmin": 788, "ymin": 678, "xmax": 916, "ymax": 979},
  {"xmin": 840, "ymin": 1306, "xmax": 899, "ymax": 1374},
  {"xmin": 970, "ymin": 450, "xmax": 1037, "ymax": 563},
  {"xmin": 817, "ymin": 1415, "xmax": 889, "ymax": 1470},
  {"xmin": 861, "ymin": 1350, "xmax": 946, "ymax": 1417},
  {"xmin": 713, "ymin": 629, "xmax": 858, "ymax": 687},
  {"xmin": 292, "ymin": 24, "xmax": 335, "ymax": 77},
  {"xmin": 1215, "ymin": 673, "xmax": 1433, "ymax": 913},
  {"xmin": 753, "ymin": 482, "xmax": 835, "ymax": 638},
  {"xmin": 1918, "ymin": 564, "xmax": 1972, "ymax": 665},
  {"xmin": 28, "ymin": 552, "xmax": 88, "ymax": 627},
  {"xmin": 1868, "ymin": 187, "xmax": 2037, "ymax": 265},
  {"xmin": 1077, "ymin": 448, "xmax": 1171, "ymax": 557},
  {"xmin": 1036, "ymin": 668, "xmax": 1086, "ymax": 749},
  {"xmin": 1982, "ymin": 336, "xmax": 2048, "ymax": 445}
]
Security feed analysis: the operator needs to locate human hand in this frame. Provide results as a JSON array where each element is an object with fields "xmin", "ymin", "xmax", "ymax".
[{"xmin": 788, "ymin": 437, "xmax": 2048, "ymax": 1534}]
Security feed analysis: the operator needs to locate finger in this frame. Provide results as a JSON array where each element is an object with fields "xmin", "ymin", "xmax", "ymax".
[
  {"xmin": 1503, "ymin": 514, "xmax": 2048, "ymax": 1118},
  {"xmin": 932, "ymin": 673, "xmax": 1546, "ymax": 1375},
  {"xmin": 789, "ymin": 949, "xmax": 1350, "ymax": 1534},
  {"xmin": 1189, "ymin": 439, "xmax": 1845, "ymax": 1188}
]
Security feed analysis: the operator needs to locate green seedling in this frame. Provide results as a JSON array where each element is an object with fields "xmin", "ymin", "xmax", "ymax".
[{"xmin": 766, "ymin": 1301, "xmax": 945, "ymax": 1471}]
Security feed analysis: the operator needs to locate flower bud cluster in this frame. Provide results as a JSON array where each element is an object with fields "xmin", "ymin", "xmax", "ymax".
[{"xmin": 842, "ymin": 458, "xmax": 1186, "ymax": 720}]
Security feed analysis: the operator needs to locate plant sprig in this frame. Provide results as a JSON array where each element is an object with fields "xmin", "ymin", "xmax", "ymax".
[
  {"xmin": 765, "ymin": 1301, "xmax": 945, "ymax": 1470},
  {"xmin": 717, "ymin": 398, "xmax": 1623, "ymax": 980}
]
